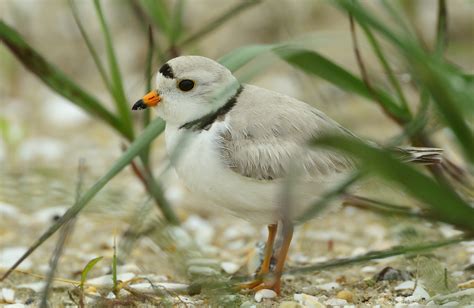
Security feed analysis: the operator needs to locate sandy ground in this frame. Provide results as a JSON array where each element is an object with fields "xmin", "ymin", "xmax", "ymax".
[{"xmin": 1, "ymin": 159, "xmax": 474, "ymax": 306}]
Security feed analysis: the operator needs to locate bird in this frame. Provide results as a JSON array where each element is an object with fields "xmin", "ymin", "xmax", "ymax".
[{"xmin": 132, "ymin": 55, "xmax": 442, "ymax": 294}]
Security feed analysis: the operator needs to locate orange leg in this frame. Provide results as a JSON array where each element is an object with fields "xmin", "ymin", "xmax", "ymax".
[
  {"xmin": 237, "ymin": 223, "xmax": 277, "ymax": 290},
  {"xmin": 265, "ymin": 222, "xmax": 293, "ymax": 294},
  {"xmin": 238, "ymin": 222, "xmax": 294, "ymax": 295}
]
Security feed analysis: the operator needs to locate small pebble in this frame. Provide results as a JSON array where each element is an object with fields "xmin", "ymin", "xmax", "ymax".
[
  {"xmin": 221, "ymin": 261, "xmax": 240, "ymax": 274},
  {"xmin": 336, "ymin": 290, "xmax": 353, "ymax": 302},
  {"xmin": 361, "ymin": 266, "xmax": 377, "ymax": 273},
  {"xmin": 325, "ymin": 298, "xmax": 347, "ymax": 306},
  {"xmin": 187, "ymin": 265, "xmax": 220, "ymax": 276},
  {"xmin": 86, "ymin": 273, "xmax": 135, "ymax": 287},
  {"xmin": 376, "ymin": 267, "xmax": 411, "ymax": 281},
  {"xmin": 294, "ymin": 293, "xmax": 325, "ymax": 307},
  {"xmin": 254, "ymin": 289, "xmax": 277, "ymax": 302},
  {"xmin": 183, "ymin": 215, "xmax": 215, "ymax": 245},
  {"xmin": 106, "ymin": 292, "xmax": 115, "ymax": 299},
  {"xmin": 316, "ymin": 282, "xmax": 340, "ymax": 291},
  {"xmin": 351, "ymin": 247, "xmax": 367, "ymax": 256},
  {"xmin": 292, "ymin": 253, "xmax": 310, "ymax": 263},
  {"xmin": 0, "ymin": 202, "xmax": 19, "ymax": 217},
  {"xmin": 395, "ymin": 296, "xmax": 405, "ymax": 302},
  {"xmin": 395, "ymin": 281, "xmax": 416, "ymax": 290},
  {"xmin": 405, "ymin": 285, "xmax": 430, "ymax": 302},
  {"xmin": 1, "ymin": 288, "xmax": 15, "ymax": 303},
  {"xmin": 458, "ymin": 279, "xmax": 474, "ymax": 289},
  {"xmin": 439, "ymin": 225, "xmax": 462, "ymax": 238}
]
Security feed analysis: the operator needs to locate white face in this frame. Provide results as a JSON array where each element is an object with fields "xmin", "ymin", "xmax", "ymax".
[{"xmin": 153, "ymin": 56, "xmax": 238, "ymax": 126}]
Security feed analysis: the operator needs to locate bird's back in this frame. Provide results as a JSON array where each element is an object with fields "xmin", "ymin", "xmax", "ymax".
[{"xmin": 218, "ymin": 84, "xmax": 355, "ymax": 182}]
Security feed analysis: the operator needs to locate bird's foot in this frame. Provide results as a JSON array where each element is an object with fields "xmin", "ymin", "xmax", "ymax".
[{"xmin": 236, "ymin": 276, "xmax": 281, "ymax": 295}]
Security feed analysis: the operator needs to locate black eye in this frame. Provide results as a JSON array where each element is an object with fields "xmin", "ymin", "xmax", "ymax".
[{"xmin": 178, "ymin": 79, "xmax": 195, "ymax": 91}]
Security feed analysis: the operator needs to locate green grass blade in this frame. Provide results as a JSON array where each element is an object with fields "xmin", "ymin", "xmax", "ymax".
[
  {"xmin": 219, "ymin": 43, "xmax": 411, "ymax": 122},
  {"xmin": 296, "ymin": 172, "xmax": 362, "ymax": 224},
  {"xmin": 358, "ymin": 21, "xmax": 410, "ymax": 113},
  {"xmin": 0, "ymin": 118, "xmax": 166, "ymax": 282},
  {"xmin": 0, "ymin": 20, "xmax": 130, "ymax": 139},
  {"xmin": 275, "ymin": 47, "xmax": 411, "ymax": 122},
  {"xmin": 336, "ymin": 0, "xmax": 474, "ymax": 163},
  {"xmin": 139, "ymin": 0, "xmax": 171, "ymax": 37},
  {"xmin": 80, "ymin": 256, "xmax": 103, "ymax": 287},
  {"xmin": 69, "ymin": 0, "xmax": 113, "ymax": 95},
  {"xmin": 219, "ymin": 44, "xmax": 276, "ymax": 72},
  {"xmin": 435, "ymin": 0, "xmax": 448, "ymax": 56},
  {"xmin": 380, "ymin": 0, "xmax": 416, "ymax": 39},
  {"xmin": 169, "ymin": 0, "xmax": 185, "ymax": 44},
  {"xmin": 179, "ymin": 0, "xmax": 262, "ymax": 48},
  {"xmin": 312, "ymin": 135, "xmax": 474, "ymax": 231},
  {"xmin": 112, "ymin": 239, "xmax": 118, "ymax": 295},
  {"xmin": 418, "ymin": 62, "xmax": 474, "ymax": 162},
  {"xmin": 93, "ymin": 0, "xmax": 134, "ymax": 139},
  {"xmin": 286, "ymin": 235, "xmax": 467, "ymax": 275}
]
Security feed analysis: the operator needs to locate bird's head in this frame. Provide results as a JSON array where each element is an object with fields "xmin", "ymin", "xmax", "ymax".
[{"xmin": 132, "ymin": 56, "xmax": 238, "ymax": 126}]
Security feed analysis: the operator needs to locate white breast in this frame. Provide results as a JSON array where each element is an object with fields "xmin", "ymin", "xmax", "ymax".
[
  {"xmin": 165, "ymin": 122, "xmax": 282, "ymax": 223},
  {"xmin": 164, "ymin": 122, "xmax": 340, "ymax": 224}
]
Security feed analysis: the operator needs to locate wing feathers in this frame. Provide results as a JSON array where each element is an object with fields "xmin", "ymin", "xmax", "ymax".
[{"xmin": 217, "ymin": 85, "xmax": 354, "ymax": 181}]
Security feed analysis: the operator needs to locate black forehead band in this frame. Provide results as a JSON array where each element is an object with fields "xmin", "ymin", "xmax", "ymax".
[{"xmin": 159, "ymin": 63, "xmax": 174, "ymax": 79}]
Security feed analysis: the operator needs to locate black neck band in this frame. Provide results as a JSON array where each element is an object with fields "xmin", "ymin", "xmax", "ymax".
[{"xmin": 180, "ymin": 85, "xmax": 243, "ymax": 131}]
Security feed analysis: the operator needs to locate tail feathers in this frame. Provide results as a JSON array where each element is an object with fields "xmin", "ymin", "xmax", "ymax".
[{"xmin": 393, "ymin": 147, "xmax": 443, "ymax": 165}]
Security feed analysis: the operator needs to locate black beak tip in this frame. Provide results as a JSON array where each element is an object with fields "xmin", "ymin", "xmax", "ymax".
[{"xmin": 132, "ymin": 99, "xmax": 148, "ymax": 111}]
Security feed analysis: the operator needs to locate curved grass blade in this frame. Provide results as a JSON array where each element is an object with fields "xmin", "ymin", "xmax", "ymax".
[
  {"xmin": 296, "ymin": 172, "xmax": 362, "ymax": 224},
  {"xmin": 0, "ymin": 20, "xmax": 130, "ymax": 139},
  {"xmin": 0, "ymin": 118, "xmax": 166, "ymax": 282},
  {"xmin": 220, "ymin": 43, "xmax": 410, "ymax": 122},
  {"xmin": 312, "ymin": 134, "xmax": 474, "ymax": 231},
  {"xmin": 69, "ymin": 0, "xmax": 113, "ymax": 95},
  {"xmin": 80, "ymin": 257, "xmax": 103, "ymax": 287},
  {"xmin": 349, "ymin": 13, "xmax": 410, "ymax": 124},
  {"xmin": 218, "ymin": 44, "xmax": 277, "ymax": 72},
  {"xmin": 93, "ymin": 0, "xmax": 134, "ymax": 139},
  {"xmin": 275, "ymin": 47, "xmax": 411, "ymax": 122},
  {"xmin": 356, "ymin": 19, "xmax": 411, "ymax": 116},
  {"xmin": 286, "ymin": 235, "xmax": 467, "ymax": 275},
  {"xmin": 335, "ymin": 0, "xmax": 474, "ymax": 162}
]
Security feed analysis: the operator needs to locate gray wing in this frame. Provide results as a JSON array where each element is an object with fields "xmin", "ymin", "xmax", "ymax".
[{"xmin": 217, "ymin": 85, "xmax": 355, "ymax": 181}]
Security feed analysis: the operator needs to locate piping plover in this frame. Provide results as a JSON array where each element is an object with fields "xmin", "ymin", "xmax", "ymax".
[{"xmin": 132, "ymin": 55, "xmax": 441, "ymax": 293}]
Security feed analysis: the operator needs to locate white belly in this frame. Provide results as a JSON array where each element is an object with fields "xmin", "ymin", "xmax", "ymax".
[{"xmin": 164, "ymin": 123, "xmax": 339, "ymax": 224}]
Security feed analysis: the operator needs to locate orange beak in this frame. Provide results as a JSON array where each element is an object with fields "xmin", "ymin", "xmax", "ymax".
[{"xmin": 132, "ymin": 90, "xmax": 161, "ymax": 110}]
